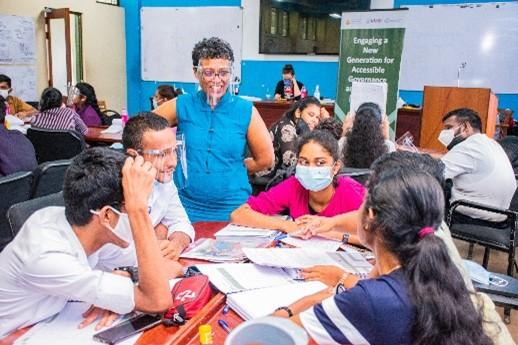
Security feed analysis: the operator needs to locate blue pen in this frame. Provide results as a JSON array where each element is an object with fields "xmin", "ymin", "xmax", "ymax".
[
  {"xmin": 222, "ymin": 304, "xmax": 230, "ymax": 314},
  {"xmin": 274, "ymin": 233, "xmax": 287, "ymax": 242},
  {"xmin": 218, "ymin": 319, "xmax": 232, "ymax": 333}
]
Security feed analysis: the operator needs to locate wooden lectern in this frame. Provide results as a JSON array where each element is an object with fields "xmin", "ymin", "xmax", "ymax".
[{"xmin": 420, "ymin": 86, "xmax": 498, "ymax": 152}]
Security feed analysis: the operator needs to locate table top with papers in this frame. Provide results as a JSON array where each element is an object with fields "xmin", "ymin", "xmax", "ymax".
[{"xmin": 0, "ymin": 221, "xmax": 372, "ymax": 345}]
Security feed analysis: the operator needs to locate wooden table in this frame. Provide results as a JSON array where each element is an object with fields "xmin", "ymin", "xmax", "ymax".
[
  {"xmin": 1, "ymin": 222, "xmax": 316, "ymax": 345},
  {"xmin": 85, "ymin": 126, "xmax": 122, "ymax": 145}
]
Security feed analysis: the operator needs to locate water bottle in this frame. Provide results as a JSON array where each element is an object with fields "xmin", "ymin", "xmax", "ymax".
[
  {"xmin": 120, "ymin": 107, "xmax": 128, "ymax": 126},
  {"xmin": 300, "ymin": 86, "xmax": 307, "ymax": 99},
  {"xmin": 313, "ymin": 85, "xmax": 320, "ymax": 100},
  {"xmin": 283, "ymin": 79, "xmax": 293, "ymax": 100}
]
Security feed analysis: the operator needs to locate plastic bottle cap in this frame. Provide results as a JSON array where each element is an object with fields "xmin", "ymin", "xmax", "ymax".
[
  {"xmin": 199, "ymin": 324, "xmax": 212, "ymax": 333},
  {"xmin": 199, "ymin": 324, "xmax": 213, "ymax": 344}
]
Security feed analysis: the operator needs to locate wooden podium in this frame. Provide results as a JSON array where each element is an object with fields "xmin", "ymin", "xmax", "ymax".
[{"xmin": 420, "ymin": 86, "xmax": 498, "ymax": 152}]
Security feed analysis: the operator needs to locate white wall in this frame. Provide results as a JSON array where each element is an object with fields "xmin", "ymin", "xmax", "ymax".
[
  {"xmin": 241, "ymin": 0, "xmax": 394, "ymax": 62},
  {"xmin": 1, "ymin": 0, "xmax": 126, "ymax": 111}
]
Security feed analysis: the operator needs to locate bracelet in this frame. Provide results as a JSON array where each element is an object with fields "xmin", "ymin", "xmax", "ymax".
[
  {"xmin": 275, "ymin": 306, "xmax": 293, "ymax": 318},
  {"xmin": 342, "ymin": 233, "xmax": 350, "ymax": 244},
  {"xmin": 114, "ymin": 266, "xmax": 139, "ymax": 283}
]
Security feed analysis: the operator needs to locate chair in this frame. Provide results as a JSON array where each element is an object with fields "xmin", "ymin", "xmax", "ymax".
[
  {"xmin": 100, "ymin": 109, "xmax": 121, "ymax": 126},
  {"xmin": 26, "ymin": 101, "xmax": 39, "ymax": 109},
  {"xmin": 26, "ymin": 128, "xmax": 85, "ymax": 164},
  {"xmin": 0, "ymin": 171, "xmax": 34, "ymax": 250},
  {"xmin": 31, "ymin": 160, "xmax": 71, "ymax": 198},
  {"xmin": 7, "ymin": 192, "xmax": 64, "ymax": 237},
  {"xmin": 338, "ymin": 167, "xmax": 371, "ymax": 186},
  {"xmin": 473, "ymin": 272, "xmax": 518, "ymax": 324}
]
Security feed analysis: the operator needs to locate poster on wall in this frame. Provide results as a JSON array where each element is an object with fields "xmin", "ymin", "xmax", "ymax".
[
  {"xmin": 0, "ymin": 65, "xmax": 37, "ymax": 101},
  {"xmin": 0, "ymin": 14, "xmax": 36, "ymax": 64},
  {"xmin": 335, "ymin": 9, "xmax": 407, "ymax": 137}
]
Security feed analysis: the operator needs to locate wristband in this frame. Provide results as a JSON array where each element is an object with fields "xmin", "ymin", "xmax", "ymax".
[
  {"xmin": 342, "ymin": 233, "xmax": 350, "ymax": 244},
  {"xmin": 275, "ymin": 306, "xmax": 293, "ymax": 318},
  {"xmin": 114, "ymin": 266, "xmax": 139, "ymax": 283}
]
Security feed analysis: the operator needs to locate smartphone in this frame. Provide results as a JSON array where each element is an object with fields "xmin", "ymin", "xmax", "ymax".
[{"xmin": 93, "ymin": 314, "xmax": 162, "ymax": 344}]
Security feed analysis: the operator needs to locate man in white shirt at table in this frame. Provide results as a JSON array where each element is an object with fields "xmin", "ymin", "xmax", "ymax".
[
  {"xmin": 0, "ymin": 148, "xmax": 178, "ymax": 337},
  {"xmin": 123, "ymin": 112, "xmax": 194, "ymax": 259},
  {"xmin": 439, "ymin": 107, "xmax": 516, "ymax": 222}
]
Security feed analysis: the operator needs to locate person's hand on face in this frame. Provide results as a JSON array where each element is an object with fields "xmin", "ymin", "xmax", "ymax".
[
  {"xmin": 121, "ymin": 155, "xmax": 156, "ymax": 212},
  {"xmin": 319, "ymin": 107, "xmax": 330, "ymax": 120},
  {"xmin": 380, "ymin": 113, "xmax": 390, "ymax": 140}
]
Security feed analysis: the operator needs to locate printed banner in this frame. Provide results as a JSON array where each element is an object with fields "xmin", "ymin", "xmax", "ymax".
[{"xmin": 335, "ymin": 10, "xmax": 407, "ymax": 137}]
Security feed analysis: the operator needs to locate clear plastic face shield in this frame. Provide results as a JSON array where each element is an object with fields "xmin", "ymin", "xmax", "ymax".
[
  {"xmin": 136, "ymin": 132, "xmax": 188, "ymax": 189},
  {"xmin": 194, "ymin": 60, "xmax": 237, "ymax": 108},
  {"xmin": 67, "ymin": 85, "xmax": 80, "ymax": 106}
]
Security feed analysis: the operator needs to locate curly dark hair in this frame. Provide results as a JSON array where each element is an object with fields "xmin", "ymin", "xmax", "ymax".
[
  {"xmin": 315, "ymin": 117, "xmax": 342, "ymax": 140},
  {"xmin": 76, "ymin": 82, "xmax": 102, "ymax": 120},
  {"xmin": 192, "ymin": 37, "xmax": 234, "ymax": 66},
  {"xmin": 343, "ymin": 102, "xmax": 386, "ymax": 168},
  {"xmin": 39, "ymin": 87, "xmax": 63, "ymax": 112}
]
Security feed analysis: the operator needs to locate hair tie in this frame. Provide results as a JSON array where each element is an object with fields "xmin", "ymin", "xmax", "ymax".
[{"xmin": 418, "ymin": 227, "xmax": 435, "ymax": 240}]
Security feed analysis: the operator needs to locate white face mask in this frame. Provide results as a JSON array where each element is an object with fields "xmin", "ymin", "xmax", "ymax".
[
  {"xmin": 438, "ymin": 128, "xmax": 455, "ymax": 147},
  {"xmin": 152, "ymin": 98, "xmax": 159, "ymax": 109},
  {"xmin": 0, "ymin": 89, "xmax": 9, "ymax": 99},
  {"xmin": 90, "ymin": 206, "xmax": 133, "ymax": 245}
]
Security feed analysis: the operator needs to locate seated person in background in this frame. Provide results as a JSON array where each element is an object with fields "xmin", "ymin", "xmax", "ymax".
[
  {"xmin": 72, "ymin": 82, "xmax": 103, "ymax": 126},
  {"xmin": 0, "ymin": 96, "xmax": 37, "ymax": 176},
  {"xmin": 256, "ymin": 97, "xmax": 328, "ymax": 182},
  {"xmin": 274, "ymin": 64, "xmax": 304, "ymax": 101},
  {"xmin": 297, "ymin": 151, "xmax": 513, "ymax": 344},
  {"xmin": 314, "ymin": 117, "xmax": 342, "ymax": 141},
  {"xmin": 0, "ymin": 74, "xmax": 37, "ymax": 119},
  {"xmin": 231, "ymin": 130, "xmax": 365, "ymax": 235},
  {"xmin": 273, "ymin": 166, "xmax": 494, "ymax": 345},
  {"xmin": 440, "ymin": 108, "xmax": 516, "ymax": 222},
  {"xmin": 341, "ymin": 102, "xmax": 394, "ymax": 168},
  {"xmin": 32, "ymin": 87, "xmax": 88, "ymax": 136},
  {"xmin": 153, "ymin": 85, "xmax": 177, "ymax": 109},
  {"xmin": 499, "ymin": 135, "xmax": 518, "ymax": 174},
  {"xmin": 120, "ymin": 112, "xmax": 194, "ymax": 260},
  {"xmin": 0, "ymin": 148, "xmax": 179, "ymax": 337}
]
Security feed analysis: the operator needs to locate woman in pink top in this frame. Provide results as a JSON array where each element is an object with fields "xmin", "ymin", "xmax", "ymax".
[{"xmin": 230, "ymin": 130, "xmax": 365, "ymax": 234}]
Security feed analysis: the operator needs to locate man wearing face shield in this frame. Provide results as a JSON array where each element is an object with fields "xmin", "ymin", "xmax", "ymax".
[
  {"xmin": 154, "ymin": 37, "xmax": 274, "ymax": 222},
  {"xmin": 439, "ymin": 108, "xmax": 516, "ymax": 221},
  {"xmin": 0, "ymin": 148, "xmax": 180, "ymax": 337}
]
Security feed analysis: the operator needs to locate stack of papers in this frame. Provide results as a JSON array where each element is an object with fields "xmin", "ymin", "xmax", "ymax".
[
  {"xmin": 243, "ymin": 247, "xmax": 372, "ymax": 277},
  {"xmin": 349, "ymin": 81, "xmax": 388, "ymax": 115},
  {"xmin": 180, "ymin": 238, "xmax": 248, "ymax": 262},
  {"xmin": 101, "ymin": 119, "xmax": 123, "ymax": 134},
  {"xmin": 196, "ymin": 263, "xmax": 298, "ymax": 294},
  {"xmin": 280, "ymin": 235, "xmax": 341, "ymax": 251},
  {"xmin": 226, "ymin": 281, "xmax": 327, "ymax": 320},
  {"xmin": 214, "ymin": 223, "xmax": 280, "ymax": 240}
]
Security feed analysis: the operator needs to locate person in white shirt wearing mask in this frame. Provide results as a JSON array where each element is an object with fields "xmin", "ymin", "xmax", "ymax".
[
  {"xmin": 0, "ymin": 148, "xmax": 180, "ymax": 337},
  {"xmin": 439, "ymin": 108, "xmax": 517, "ymax": 222},
  {"xmin": 122, "ymin": 112, "xmax": 194, "ymax": 260}
]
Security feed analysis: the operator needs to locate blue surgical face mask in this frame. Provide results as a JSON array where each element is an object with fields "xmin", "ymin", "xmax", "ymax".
[{"xmin": 295, "ymin": 165, "xmax": 334, "ymax": 192}]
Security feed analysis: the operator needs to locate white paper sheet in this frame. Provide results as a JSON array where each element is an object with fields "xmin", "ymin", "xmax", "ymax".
[
  {"xmin": 196, "ymin": 263, "xmax": 295, "ymax": 294},
  {"xmin": 281, "ymin": 235, "xmax": 341, "ymax": 252},
  {"xmin": 243, "ymin": 248, "xmax": 372, "ymax": 276},
  {"xmin": 214, "ymin": 223, "xmax": 280, "ymax": 239},
  {"xmin": 14, "ymin": 302, "xmax": 141, "ymax": 345},
  {"xmin": 349, "ymin": 81, "xmax": 388, "ymax": 115}
]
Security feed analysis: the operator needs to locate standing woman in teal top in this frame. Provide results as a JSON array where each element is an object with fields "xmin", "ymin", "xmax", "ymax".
[{"xmin": 154, "ymin": 37, "xmax": 274, "ymax": 222}]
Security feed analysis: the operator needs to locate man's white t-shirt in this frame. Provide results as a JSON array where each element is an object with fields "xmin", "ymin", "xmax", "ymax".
[
  {"xmin": 0, "ymin": 207, "xmax": 135, "ymax": 337},
  {"xmin": 442, "ymin": 133, "xmax": 517, "ymax": 221}
]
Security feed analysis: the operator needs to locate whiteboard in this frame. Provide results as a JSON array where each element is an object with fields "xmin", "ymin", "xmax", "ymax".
[
  {"xmin": 399, "ymin": 2, "xmax": 518, "ymax": 93},
  {"xmin": 141, "ymin": 7, "xmax": 243, "ymax": 82},
  {"xmin": 0, "ymin": 14, "xmax": 36, "ymax": 64},
  {"xmin": 0, "ymin": 65, "xmax": 37, "ymax": 101}
]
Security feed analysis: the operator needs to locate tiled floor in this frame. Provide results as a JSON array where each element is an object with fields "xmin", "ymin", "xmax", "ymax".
[{"xmin": 454, "ymin": 240, "xmax": 518, "ymax": 343}]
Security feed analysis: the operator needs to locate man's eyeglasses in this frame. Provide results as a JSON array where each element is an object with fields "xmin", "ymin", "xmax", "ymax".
[
  {"xmin": 137, "ymin": 146, "xmax": 177, "ymax": 159},
  {"xmin": 198, "ymin": 67, "xmax": 232, "ymax": 80}
]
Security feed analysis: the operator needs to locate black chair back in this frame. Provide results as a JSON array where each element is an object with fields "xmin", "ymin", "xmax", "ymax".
[
  {"xmin": 26, "ymin": 128, "xmax": 85, "ymax": 164},
  {"xmin": 0, "ymin": 171, "xmax": 33, "ymax": 250},
  {"xmin": 31, "ymin": 160, "xmax": 71, "ymax": 198},
  {"xmin": 338, "ymin": 167, "xmax": 372, "ymax": 186},
  {"xmin": 101, "ymin": 110, "xmax": 121, "ymax": 126},
  {"xmin": 7, "ymin": 192, "xmax": 65, "ymax": 237}
]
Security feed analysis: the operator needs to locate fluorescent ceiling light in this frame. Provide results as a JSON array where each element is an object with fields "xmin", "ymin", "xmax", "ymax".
[{"xmin": 329, "ymin": 13, "xmax": 341, "ymax": 19}]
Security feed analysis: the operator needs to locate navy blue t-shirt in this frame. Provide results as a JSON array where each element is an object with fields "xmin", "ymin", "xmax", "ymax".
[{"xmin": 299, "ymin": 269, "xmax": 414, "ymax": 345}]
